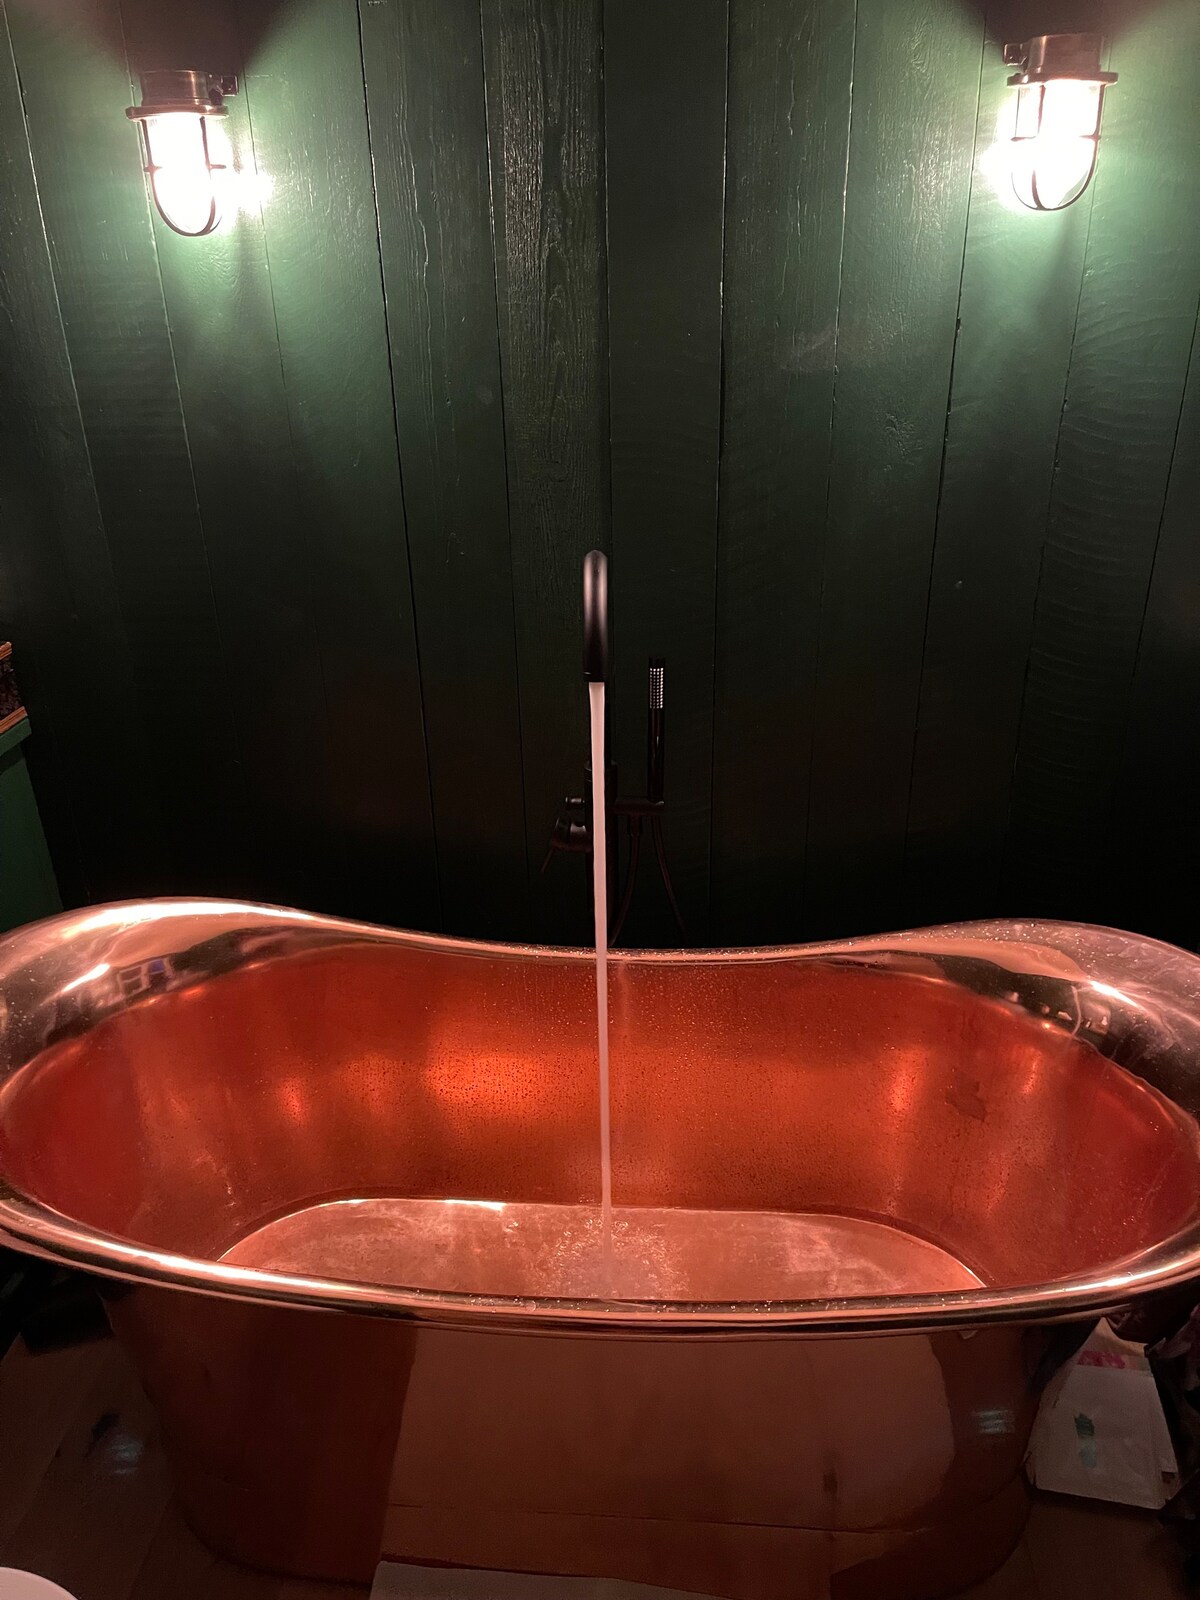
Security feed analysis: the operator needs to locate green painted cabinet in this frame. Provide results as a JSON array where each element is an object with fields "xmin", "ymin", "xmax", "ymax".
[{"xmin": 0, "ymin": 722, "xmax": 60, "ymax": 933}]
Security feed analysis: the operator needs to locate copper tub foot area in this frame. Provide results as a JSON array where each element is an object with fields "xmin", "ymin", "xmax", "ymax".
[{"xmin": 2, "ymin": 903, "xmax": 1200, "ymax": 1596}]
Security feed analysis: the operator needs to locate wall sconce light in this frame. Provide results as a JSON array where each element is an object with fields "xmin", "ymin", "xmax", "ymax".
[
  {"xmin": 1002, "ymin": 34, "xmax": 1116, "ymax": 211},
  {"xmin": 126, "ymin": 69, "xmax": 238, "ymax": 237}
]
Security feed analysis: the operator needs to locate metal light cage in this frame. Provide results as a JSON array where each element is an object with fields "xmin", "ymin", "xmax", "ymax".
[
  {"xmin": 125, "ymin": 69, "xmax": 237, "ymax": 237},
  {"xmin": 1003, "ymin": 34, "xmax": 1116, "ymax": 212}
]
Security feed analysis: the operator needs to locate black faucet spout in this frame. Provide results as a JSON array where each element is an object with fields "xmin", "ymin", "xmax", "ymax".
[{"xmin": 582, "ymin": 549, "xmax": 608, "ymax": 683}]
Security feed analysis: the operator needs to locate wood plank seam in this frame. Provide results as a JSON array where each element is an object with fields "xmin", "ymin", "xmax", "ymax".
[
  {"xmin": 704, "ymin": 0, "xmax": 735, "ymax": 940},
  {"xmin": 1002, "ymin": 1, "xmax": 1200, "ymax": 909},
  {"xmin": 802, "ymin": 0, "xmax": 986, "ymax": 936},
  {"xmin": 113, "ymin": 0, "xmax": 247, "ymax": 796},
  {"xmin": 481, "ymin": 0, "xmax": 611, "ymax": 945},
  {"xmin": 1101, "ymin": 286, "xmax": 1200, "ymax": 848},
  {"xmin": 801, "ymin": 0, "xmax": 860, "ymax": 917},
  {"xmin": 2, "ymin": 0, "xmax": 168, "ymax": 900},
  {"xmin": 996, "ymin": 144, "xmax": 1101, "ymax": 860},
  {"xmin": 205, "ymin": 50, "xmax": 344, "ymax": 908},
  {"xmin": 357, "ymin": 0, "xmax": 529, "ymax": 935},
  {"xmin": 350, "ymin": 0, "xmax": 445, "ymax": 932},
  {"xmin": 902, "ymin": 2, "xmax": 1108, "ymax": 925},
  {"xmin": 711, "ymin": 0, "xmax": 858, "ymax": 941},
  {"xmin": 232, "ymin": 0, "xmax": 441, "ymax": 927},
  {"xmin": 7, "ymin": 0, "xmax": 241, "ymax": 888},
  {"xmin": 0, "ymin": 1, "xmax": 87, "ymax": 899},
  {"xmin": 899, "ymin": 23, "xmax": 988, "ymax": 884}
]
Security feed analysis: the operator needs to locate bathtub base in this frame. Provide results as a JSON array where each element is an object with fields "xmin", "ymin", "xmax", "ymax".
[
  {"xmin": 112, "ymin": 1288, "xmax": 1044, "ymax": 1597},
  {"xmin": 384, "ymin": 1477, "xmax": 1030, "ymax": 1600},
  {"xmin": 377, "ymin": 1322, "xmax": 1035, "ymax": 1599},
  {"xmin": 3, "ymin": 906, "xmax": 1199, "ymax": 1597}
]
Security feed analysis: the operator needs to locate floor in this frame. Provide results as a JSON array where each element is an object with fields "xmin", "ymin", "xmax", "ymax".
[{"xmin": 0, "ymin": 1334, "xmax": 1190, "ymax": 1600}]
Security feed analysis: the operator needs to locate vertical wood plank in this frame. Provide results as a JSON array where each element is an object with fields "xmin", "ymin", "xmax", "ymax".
[
  {"xmin": 0, "ymin": 6, "xmax": 79, "ymax": 901},
  {"xmin": 1109, "ymin": 331, "xmax": 1200, "ymax": 947},
  {"xmin": 802, "ymin": 0, "xmax": 983, "ymax": 938},
  {"xmin": 361, "ymin": 0, "xmax": 528, "ymax": 940},
  {"xmin": 119, "ymin": 0, "xmax": 342, "ymax": 914},
  {"xmin": 239, "ymin": 0, "xmax": 440, "ymax": 931},
  {"xmin": 604, "ymin": 0, "xmax": 727, "ymax": 947},
  {"xmin": 1120, "ymin": 331, "xmax": 1200, "ymax": 940},
  {"xmin": 482, "ymin": 0, "xmax": 609, "ymax": 945},
  {"xmin": 710, "ymin": 0, "xmax": 856, "ymax": 945},
  {"xmin": 0, "ymin": 0, "xmax": 160, "ymax": 903},
  {"xmin": 1005, "ymin": 0, "xmax": 1200, "ymax": 920},
  {"xmin": 5, "ymin": 0, "xmax": 246, "ymax": 894},
  {"xmin": 903, "ymin": 0, "xmax": 1101, "ymax": 928}
]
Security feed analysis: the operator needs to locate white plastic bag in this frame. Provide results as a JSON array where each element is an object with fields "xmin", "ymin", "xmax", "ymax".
[{"xmin": 1026, "ymin": 1319, "xmax": 1179, "ymax": 1509}]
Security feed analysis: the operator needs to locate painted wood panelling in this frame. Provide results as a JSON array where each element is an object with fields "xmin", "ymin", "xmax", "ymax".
[
  {"xmin": 802, "ymin": 0, "xmax": 984, "ymax": 939},
  {"xmin": 904, "ymin": 0, "xmax": 1102, "ymax": 928},
  {"xmin": 481, "ymin": 0, "xmax": 609, "ymax": 944},
  {"xmin": 1114, "ymin": 338, "xmax": 1200, "ymax": 949},
  {"xmin": 1006, "ymin": 0, "xmax": 1200, "ymax": 923},
  {"xmin": 711, "ymin": 0, "xmax": 855, "ymax": 946},
  {"xmin": 0, "ymin": 2, "xmax": 158, "ymax": 905},
  {"xmin": 1, "ymin": 0, "xmax": 1198, "ymax": 949},
  {"xmin": 5, "ymin": 0, "xmax": 245, "ymax": 893},
  {"xmin": 605, "ymin": 0, "xmax": 727, "ymax": 947},
  {"xmin": 362, "ymin": 0, "xmax": 527, "ymax": 938},
  {"xmin": 242, "ymin": 0, "xmax": 440, "ymax": 931},
  {"xmin": 1126, "ymin": 355, "xmax": 1200, "ymax": 947},
  {"xmin": 120, "ymin": 0, "xmax": 342, "ymax": 914}
]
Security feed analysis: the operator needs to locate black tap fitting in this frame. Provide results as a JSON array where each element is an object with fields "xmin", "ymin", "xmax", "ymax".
[{"xmin": 545, "ymin": 552, "xmax": 685, "ymax": 943}]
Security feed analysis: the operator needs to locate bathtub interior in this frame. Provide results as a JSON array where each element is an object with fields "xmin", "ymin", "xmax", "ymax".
[{"xmin": 0, "ymin": 934, "xmax": 1198, "ymax": 1302}]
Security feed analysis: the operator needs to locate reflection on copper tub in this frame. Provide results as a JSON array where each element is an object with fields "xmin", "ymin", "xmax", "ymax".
[{"xmin": 1, "ymin": 903, "xmax": 1200, "ymax": 1597}]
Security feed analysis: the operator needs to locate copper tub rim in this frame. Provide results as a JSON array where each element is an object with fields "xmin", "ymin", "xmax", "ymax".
[
  {"xmin": 2, "ymin": 898, "xmax": 1199, "ymax": 1335},
  {"xmin": 18, "ymin": 893, "xmax": 1199, "ymax": 966},
  {"xmin": 1, "ymin": 1181, "xmax": 1199, "ymax": 1335}
]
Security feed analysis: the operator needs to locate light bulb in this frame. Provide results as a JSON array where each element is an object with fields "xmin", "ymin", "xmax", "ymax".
[
  {"xmin": 1011, "ymin": 79, "xmax": 1104, "ymax": 211},
  {"xmin": 1001, "ymin": 35, "xmax": 1115, "ymax": 214},
  {"xmin": 143, "ymin": 112, "xmax": 223, "ymax": 236},
  {"xmin": 126, "ymin": 71, "xmax": 237, "ymax": 238}
]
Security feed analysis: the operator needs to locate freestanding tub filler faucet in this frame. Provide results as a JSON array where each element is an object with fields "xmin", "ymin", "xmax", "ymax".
[{"xmin": 545, "ymin": 550, "xmax": 685, "ymax": 941}]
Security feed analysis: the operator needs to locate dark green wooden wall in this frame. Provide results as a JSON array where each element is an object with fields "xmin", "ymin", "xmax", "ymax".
[{"xmin": 1, "ymin": 0, "xmax": 1197, "ymax": 948}]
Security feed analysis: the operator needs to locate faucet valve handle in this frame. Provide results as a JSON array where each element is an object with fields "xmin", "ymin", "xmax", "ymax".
[{"xmin": 542, "ymin": 797, "xmax": 591, "ymax": 873}]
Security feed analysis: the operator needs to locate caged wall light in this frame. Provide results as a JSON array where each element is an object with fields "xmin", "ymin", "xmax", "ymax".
[
  {"xmin": 1003, "ymin": 34, "xmax": 1117, "ymax": 212},
  {"xmin": 126, "ymin": 69, "xmax": 238, "ymax": 237}
]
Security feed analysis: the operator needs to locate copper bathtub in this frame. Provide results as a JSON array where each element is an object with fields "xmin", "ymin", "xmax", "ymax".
[{"xmin": 1, "ymin": 902, "xmax": 1199, "ymax": 1598}]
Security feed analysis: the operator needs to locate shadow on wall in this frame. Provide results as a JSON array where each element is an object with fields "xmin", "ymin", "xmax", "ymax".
[
  {"xmin": 5, "ymin": 0, "xmax": 292, "ymax": 71},
  {"xmin": 5, "ymin": 0, "xmax": 1172, "ymax": 70},
  {"xmin": 945, "ymin": 0, "xmax": 1166, "ymax": 37}
]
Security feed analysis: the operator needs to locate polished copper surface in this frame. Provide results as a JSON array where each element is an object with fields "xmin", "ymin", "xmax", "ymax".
[
  {"xmin": 219, "ymin": 1198, "xmax": 985, "ymax": 1298},
  {"xmin": 0, "ymin": 903, "xmax": 1198, "ymax": 1327},
  {"xmin": 0, "ymin": 901, "xmax": 1198, "ymax": 1594},
  {"xmin": 381, "ymin": 1320, "xmax": 1040, "ymax": 1598}
]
